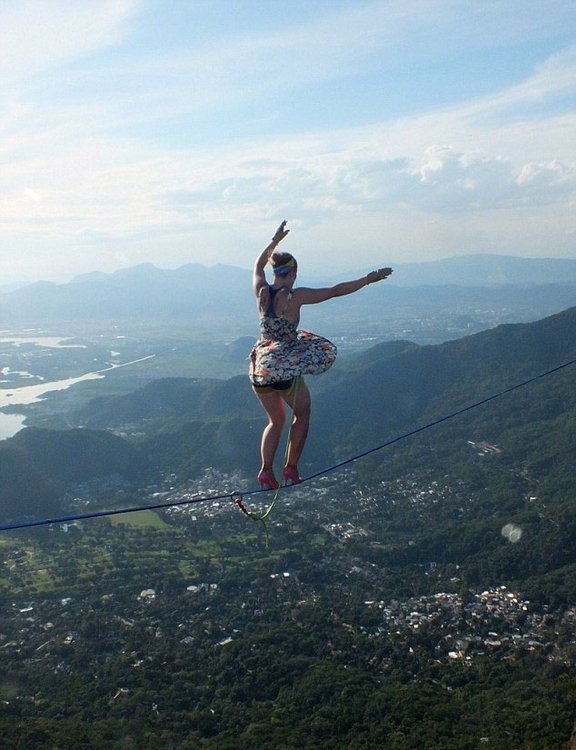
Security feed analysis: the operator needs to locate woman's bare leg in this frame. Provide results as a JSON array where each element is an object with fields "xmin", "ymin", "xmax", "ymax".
[
  {"xmin": 283, "ymin": 378, "xmax": 311, "ymax": 471},
  {"xmin": 256, "ymin": 391, "xmax": 286, "ymax": 476}
]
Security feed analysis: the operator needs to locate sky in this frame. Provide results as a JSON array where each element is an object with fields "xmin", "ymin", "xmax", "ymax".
[{"xmin": 1, "ymin": 0, "xmax": 576, "ymax": 286}]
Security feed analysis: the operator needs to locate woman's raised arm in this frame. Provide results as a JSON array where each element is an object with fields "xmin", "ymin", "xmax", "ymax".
[{"xmin": 252, "ymin": 221, "xmax": 290, "ymax": 296}]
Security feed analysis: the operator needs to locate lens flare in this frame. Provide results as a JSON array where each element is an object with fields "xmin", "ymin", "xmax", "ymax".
[{"xmin": 501, "ymin": 523, "xmax": 522, "ymax": 543}]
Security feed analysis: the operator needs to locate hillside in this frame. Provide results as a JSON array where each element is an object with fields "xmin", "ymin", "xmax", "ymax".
[
  {"xmin": 311, "ymin": 305, "xmax": 576, "ymax": 462},
  {"xmin": 3, "ymin": 306, "xmax": 574, "ymax": 514},
  {"xmin": 55, "ymin": 306, "xmax": 576, "ymax": 480},
  {"xmin": 0, "ymin": 428, "xmax": 150, "ymax": 521}
]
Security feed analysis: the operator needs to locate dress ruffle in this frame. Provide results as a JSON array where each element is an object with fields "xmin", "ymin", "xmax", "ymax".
[{"xmin": 249, "ymin": 317, "xmax": 337, "ymax": 386}]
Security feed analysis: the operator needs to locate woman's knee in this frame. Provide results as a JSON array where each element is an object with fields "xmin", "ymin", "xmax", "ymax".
[
  {"xmin": 268, "ymin": 410, "xmax": 286, "ymax": 429},
  {"xmin": 293, "ymin": 409, "xmax": 310, "ymax": 431},
  {"xmin": 259, "ymin": 394, "xmax": 285, "ymax": 427}
]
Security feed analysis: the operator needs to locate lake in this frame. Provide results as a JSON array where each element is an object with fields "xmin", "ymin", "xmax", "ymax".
[{"xmin": 0, "ymin": 413, "xmax": 26, "ymax": 440}]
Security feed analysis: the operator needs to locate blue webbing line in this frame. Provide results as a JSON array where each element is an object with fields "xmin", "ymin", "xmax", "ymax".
[{"xmin": 1, "ymin": 355, "xmax": 575, "ymax": 533}]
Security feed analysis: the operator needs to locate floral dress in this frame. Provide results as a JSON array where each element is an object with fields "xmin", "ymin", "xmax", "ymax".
[{"xmin": 249, "ymin": 293, "xmax": 337, "ymax": 386}]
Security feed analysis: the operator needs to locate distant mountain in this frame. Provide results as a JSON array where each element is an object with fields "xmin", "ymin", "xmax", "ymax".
[
  {"xmin": 390, "ymin": 254, "xmax": 576, "ymax": 286},
  {"xmin": 1, "ymin": 256, "xmax": 575, "ymax": 330},
  {"xmin": 0, "ymin": 262, "xmax": 253, "ymax": 326}
]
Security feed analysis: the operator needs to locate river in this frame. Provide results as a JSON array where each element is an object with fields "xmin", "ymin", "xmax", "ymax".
[{"xmin": 0, "ymin": 354, "xmax": 156, "ymax": 440}]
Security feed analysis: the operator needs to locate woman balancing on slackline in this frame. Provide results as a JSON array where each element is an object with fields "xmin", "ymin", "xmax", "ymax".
[{"xmin": 250, "ymin": 220, "xmax": 393, "ymax": 490}]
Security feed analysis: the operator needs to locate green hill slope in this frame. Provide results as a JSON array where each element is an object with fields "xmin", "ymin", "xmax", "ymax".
[
  {"xmin": 0, "ymin": 428, "xmax": 150, "ymax": 520},
  {"xmin": 62, "ymin": 306, "xmax": 576, "ymax": 482}
]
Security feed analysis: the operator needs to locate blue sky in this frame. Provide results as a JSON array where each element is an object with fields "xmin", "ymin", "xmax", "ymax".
[{"xmin": 1, "ymin": 0, "xmax": 575, "ymax": 285}]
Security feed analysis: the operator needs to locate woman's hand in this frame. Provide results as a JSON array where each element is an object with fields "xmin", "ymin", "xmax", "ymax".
[
  {"xmin": 271, "ymin": 220, "xmax": 290, "ymax": 248},
  {"xmin": 367, "ymin": 267, "xmax": 393, "ymax": 284}
]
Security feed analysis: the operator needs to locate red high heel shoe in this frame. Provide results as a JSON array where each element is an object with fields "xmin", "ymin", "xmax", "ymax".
[
  {"xmin": 257, "ymin": 469, "xmax": 279, "ymax": 490},
  {"xmin": 283, "ymin": 465, "xmax": 301, "ymax": 486}
]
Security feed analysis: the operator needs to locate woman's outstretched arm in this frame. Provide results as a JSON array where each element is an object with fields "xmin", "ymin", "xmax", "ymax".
[{"xmin": 296, "ymin": 267, "xmax": 393, "ymax": 305}]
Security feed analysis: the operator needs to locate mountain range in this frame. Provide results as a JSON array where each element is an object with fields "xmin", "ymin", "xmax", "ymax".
[
  {"xmin": 2, "ymin": 255, "xmax": 576, "ymax": 330},
  {"xmin": 389, "ymin": 254, "xmax": 576, "ymax": 286}
]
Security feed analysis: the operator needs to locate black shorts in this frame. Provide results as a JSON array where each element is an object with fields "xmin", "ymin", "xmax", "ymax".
[{"xmin": 251, "ymin": 377, "xmax": 298, "ymax": 395}]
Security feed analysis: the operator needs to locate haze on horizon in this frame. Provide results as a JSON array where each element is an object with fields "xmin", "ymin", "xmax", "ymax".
[{"xmin": 1, "ymin": 0, "xmax": 575, "ymax": 286}]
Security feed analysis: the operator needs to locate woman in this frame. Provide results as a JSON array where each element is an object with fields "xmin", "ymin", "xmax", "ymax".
[{"xmin": 250, "ymin": 220, "xmax": 393, "ymax": 489}]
